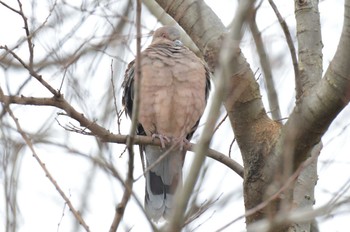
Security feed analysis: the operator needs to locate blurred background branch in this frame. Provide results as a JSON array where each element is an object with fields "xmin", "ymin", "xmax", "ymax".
[{"xmin": 0, "ymin": 0, "xmax": 349, "ymax": 232}]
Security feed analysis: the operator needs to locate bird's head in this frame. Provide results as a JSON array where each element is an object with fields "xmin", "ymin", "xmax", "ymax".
[{"xmin": 152, "ymin": 26, "xmax": 182, "ymax": 45}]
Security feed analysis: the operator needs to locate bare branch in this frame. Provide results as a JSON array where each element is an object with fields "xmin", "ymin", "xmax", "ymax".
[
  {"xmin": 0, "ymin": 46, "xmax": 59, "ymax": 96},
  {"xmin": 1, "ymin": 93, "xmax": 90, "ymax": 232},
  {"xmin": 249, "ymin": 6, "xmax": 281, "ymax": 120},
  {"xmin": 0, "ymin": 1, "xmax": 21, "ymax": 14},
  {"xmin": 213, "ymin": 113, "xmax": 228, "ymax": 134},
  {"xmin": 184, "ymin": 194, "xmax": 222, "ymax": 227},
  {"xmin": 110, "ymin": 60, "xmax": 123, "ymax": 134},
  {"xmin": 111, "ymin": 1, "xmax": 142, "ymax": 229},
  {"xmin": 0, "ymin": 93, "xmax": 244, "ymax": 178},
  {"xmin": 294, "ymin": 0, "xmax": 323, "ymax": 96},
  {"xmin": 16, "ymin": 0, "xmax": 34, "ymax": 67},
  {"xmin": 228, "ymin": 137, "xmax": 236, "ymax": 158},
  {"xmin": 277, "ymin": 0, "xmax": 350, "ymax": 173},
  {"xmin": 268, "ymin": 0, "xmax": 300, "ymax": 97},
  {"xmin": 247, "ymin": 176, "xmax": 350, "ymax": 232}
]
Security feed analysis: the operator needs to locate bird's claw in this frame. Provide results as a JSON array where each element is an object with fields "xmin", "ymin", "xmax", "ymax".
[
  {"xmin": 151, "ymin": 134, "xmax": 190, "ymax": 150},
  {"xmin": 174, "ymin": 137, "xmax": 190, "ymax": 151},
  {"xmin": 152, "ymin": 134, "xmax": 171, "ymax": 148}
]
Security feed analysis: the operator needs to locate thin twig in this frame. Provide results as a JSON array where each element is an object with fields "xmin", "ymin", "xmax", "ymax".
[
  {"xmin": 213, "ymin": 113, "xmax": 228, "ymax": 134},
  {"xmin": 0, "ymin": 46, "xmax": 59, "ymax": 96},
  {"xmin": 109, "ymin": 157, "xmax": 134, "ymax": 231},
  {"xmin": 16, "ymin": 0, "xmax": 34, "ymax": 68},
  {"xmin": 134, "ymin": 141, "xmax": 182, "ymax": 182},
  {"xmin": 249, "ymin": 6, "xmax": 281, "ymax": 120},
  {"xmin": 184, "ymin": 193, "xmax": 223, "ymax": 227},
  {"xmin": 57, "ymin": 192, "xmax": 69, "ymax": 232},
  {"xmin": 48, "ymin": 141, "xmax": 158, "ymax": 232},
  {"xmin": 110, "ymin": 0, "xmax": 142, "ymax": 230},
  {"xmin": 228, "ymin": 137, "xmax": 236, "ymax": 158},
  {"xmin": 110, "ymin": 59, "xmax": 122, "ymax": 134},
  {"xmin": 268, "ymin": 0, "xmax": 300, "ymax": 91},
  {"xmin": 126, "ymin": 2, "xmax": 142, "ymax": 148},
  {"xmin": 0, "ymin": 1, "xmax": 21, "ymax": 14},
  {"xmin": 1, "ymin": 99, "xmax": 90, "ymax": 232}
]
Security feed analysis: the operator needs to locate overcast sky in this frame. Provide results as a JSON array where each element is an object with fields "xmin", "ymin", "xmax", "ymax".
[{"xmin": 1, "ymin": 0, "xmax": 349, "ymax": 231}]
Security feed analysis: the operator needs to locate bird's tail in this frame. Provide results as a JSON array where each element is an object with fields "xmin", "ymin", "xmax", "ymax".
[{"xmin": 144, "ymin": 145, "xmax": 185, "ymax": 221}]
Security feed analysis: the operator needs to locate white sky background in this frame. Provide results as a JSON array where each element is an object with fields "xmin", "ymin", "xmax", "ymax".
[{"xmin": 0, "ymin": 0, "xmax": 349, "ymax": 232}]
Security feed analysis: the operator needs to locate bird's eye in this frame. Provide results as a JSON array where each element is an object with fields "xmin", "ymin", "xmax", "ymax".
[{"xmin": 174, "ymin": 40, "xmax": 183, "ymax": 47}]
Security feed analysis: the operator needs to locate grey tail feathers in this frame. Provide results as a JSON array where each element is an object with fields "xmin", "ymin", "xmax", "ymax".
[{"xmin": 144, "ymin": 145, "xmax": 185, "ymax": 221}]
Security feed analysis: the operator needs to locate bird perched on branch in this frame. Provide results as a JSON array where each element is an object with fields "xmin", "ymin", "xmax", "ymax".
[{"xmin": 122, "ymin": 26, "xmax": 211, "ymax": 221}]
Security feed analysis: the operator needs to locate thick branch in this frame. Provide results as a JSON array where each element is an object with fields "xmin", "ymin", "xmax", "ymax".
[
  {"xmin": 281, "ymin": 0, "xmax": 350, "ymax": 172},
  {"xmin": 294, "ymin": 0, "xmax": 323, "ymax": 98},
  {"xmin": 281, "ymin": 1, "xmax": 323, "ymax": 230},
  {"xmin": 260, "ymin": 2, "xmax": 346, "ymax": 228}
]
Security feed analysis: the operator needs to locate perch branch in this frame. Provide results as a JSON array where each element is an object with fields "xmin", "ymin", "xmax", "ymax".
[{"xmin": 0, "ymin": 94, "xmax": 244, "ymax": 178}]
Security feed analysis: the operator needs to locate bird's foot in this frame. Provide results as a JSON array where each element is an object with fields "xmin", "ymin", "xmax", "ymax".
[
  {"xmin": 173, "ymin": 137, "xmax": 190, "ymax": 151},
  {"xmin": 152, "ymin": 134, "xmax": 171, "ymax": 149}
]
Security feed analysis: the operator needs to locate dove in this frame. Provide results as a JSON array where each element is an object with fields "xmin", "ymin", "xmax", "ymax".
[{"xmin": 122, "ymin": 26, "xmax": 210, "ymax": 221}]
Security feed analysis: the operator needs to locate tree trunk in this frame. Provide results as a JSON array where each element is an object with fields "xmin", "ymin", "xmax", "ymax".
[{"xmin": 155, "ymin": 0, "xmax": 350, "ymax": 231}]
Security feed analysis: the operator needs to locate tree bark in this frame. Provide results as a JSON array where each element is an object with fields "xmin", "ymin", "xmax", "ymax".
[
  {"xmin": 295, "ymin": 0, "xmax": 323, "ymax": 99},
  {"xmin": 155, "ymin": 0, "xmax": 350, "ymax": 230}
]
